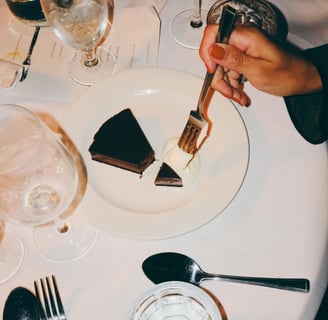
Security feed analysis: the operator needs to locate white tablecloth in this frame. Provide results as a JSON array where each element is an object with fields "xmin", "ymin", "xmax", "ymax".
[{"xmin": 0, "ymin": 1, "xmax": 327, "ymax": 319}]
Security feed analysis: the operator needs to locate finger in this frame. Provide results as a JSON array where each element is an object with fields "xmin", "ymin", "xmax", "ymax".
[
  {"xmin": 225, "ymin": 70, "xmax": 244, "ymax": 90},
  {"xmin": 209, "ymin": 43, "xmax": 248, "ymax": 74},
  {"xmin": 211, "ymin": 66, "xmax": 232, "ymax": 96},
  {"xmin": 211, "ymin": 67, "xmax": 251, "ymax": 106},
  {"xmin": 232, "ymin": 89, "xmax": 251, "ymax": 107},
  {"xmin": 199, "ymin": 25, "xmax": 219, "ymax": 72}
]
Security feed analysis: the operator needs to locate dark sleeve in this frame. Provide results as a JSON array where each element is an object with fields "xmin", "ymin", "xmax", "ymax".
[{"xmin": 283, "ymin": 44, "xmax": 328, "ymax": 144}]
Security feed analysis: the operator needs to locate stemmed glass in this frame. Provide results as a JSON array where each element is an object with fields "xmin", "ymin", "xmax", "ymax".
[
  {"xmin": 4, "ymin": 0, "xmax": 48, "ymax": 84},
  {"xmin": 171, "ymin": 0, "xmax": 208, "ymax": 49},
  {"xmin": 0, "ymin": 104, "xmax": 97, "ymax": 263},
  {"xmin": 5, "ymin": 0, "xmax": 47, "ymax": 27},
  {"xmin": 40, "ymin": 0, "xmax": 116, "ymax": 86},
  {"xmin": 0, "ymin": 219, "xmax": 24, "ymax": 283}
]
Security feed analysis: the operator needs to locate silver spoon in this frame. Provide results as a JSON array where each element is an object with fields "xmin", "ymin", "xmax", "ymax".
[
  {"xmin": 142, "ymin": 252, "xmax": 310, "ymax": 293},
  {"xmin": 3, "ymin": 287, "xmax": 40, "ymax": 320}
]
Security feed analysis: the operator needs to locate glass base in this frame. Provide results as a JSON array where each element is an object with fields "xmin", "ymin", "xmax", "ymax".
[
  {"xmin": 171, "ymin": 8, "xmax": 208, "ymax": 49},
  {"xmin": 68, "ymin": 46, "xmax": 117, "ymax": 86},
  {"xmin": 33, "ymin": 215, "xmax": 98, "ymax": 263},
  {"xmin": 0, "ymin": 229, "xmax": 24, "ymax": 284}
]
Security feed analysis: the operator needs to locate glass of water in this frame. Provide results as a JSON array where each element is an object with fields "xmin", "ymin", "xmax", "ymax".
[
  {"xmin": 40, "ymin": 0, "xmax": 116, "ymax": 86},
  {"xmin": 129, "ymin": 281, "xmax": 222, "ymax": 320}
]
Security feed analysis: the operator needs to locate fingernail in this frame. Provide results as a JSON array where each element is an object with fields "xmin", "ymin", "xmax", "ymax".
[
  {"xmin": 210, "ymin": 45, "xmax": 225, "ymax": 60},
  {"xmin": 245, "ymin": 99, "xmax": 251, "ymax": 107}
]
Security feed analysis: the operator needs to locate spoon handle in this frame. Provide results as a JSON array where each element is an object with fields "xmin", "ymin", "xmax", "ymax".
[{"xmin": 203, "ymin": 273, "xmax": 310, "ymax": 293}]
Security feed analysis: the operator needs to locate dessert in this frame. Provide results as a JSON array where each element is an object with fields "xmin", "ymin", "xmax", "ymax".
[
  {"xmin": 154, "ymin": 162, "xmax": 183, "ymax": 187},
  {"xmin": 88, "ymin": 108, "xmax": 155, "ymax": 174},
  {"xmin": 162, "ymin": 137, "xmax": 200, "ymax": 186}
]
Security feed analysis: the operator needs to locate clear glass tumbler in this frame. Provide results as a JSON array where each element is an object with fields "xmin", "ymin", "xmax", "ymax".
[{"xmin": 128, "ymin": 281, "xmax": 222, "ymax": 320}]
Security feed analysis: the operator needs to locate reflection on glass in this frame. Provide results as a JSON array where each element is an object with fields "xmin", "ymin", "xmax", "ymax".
[{"xmin": 170, "ymin": 0, "xmax": 207, "ymax": 49}]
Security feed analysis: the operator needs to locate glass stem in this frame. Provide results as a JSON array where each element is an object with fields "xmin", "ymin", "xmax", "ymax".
[
  {"xmin": 53, "ymin": 217, "xmax": 70, "ymax": 234},
  {"xmin": 82, "ymin": 47, "xmax": 99, "ymax": 67},
  {"xmin": 191, "ymin": 0, "xmax": 203, "ymax": 28}
]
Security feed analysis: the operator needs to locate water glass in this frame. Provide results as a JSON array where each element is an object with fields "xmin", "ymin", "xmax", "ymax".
[{"xmin": 129, "ymin": 281, "xmax": 222, "ymax": 320}]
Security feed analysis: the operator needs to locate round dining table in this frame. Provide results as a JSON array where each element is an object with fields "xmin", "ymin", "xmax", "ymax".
[{"xmin": 0, "ymin": 0, "xmax": 327, "ymax": 319}]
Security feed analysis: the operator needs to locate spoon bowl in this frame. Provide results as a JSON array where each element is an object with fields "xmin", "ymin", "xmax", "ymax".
[
  {"xmin": 142, "ymin": 252, "xmax": 310, "ymax": 293},
  {"xmin": 3, "ymin": 287, "xmax": 40, "ymax": 320}
]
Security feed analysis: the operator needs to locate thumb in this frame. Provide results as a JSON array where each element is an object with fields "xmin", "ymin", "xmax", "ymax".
[{"xmin": 209, "ymin": 44, "xmax": 249, "ymax": 75}]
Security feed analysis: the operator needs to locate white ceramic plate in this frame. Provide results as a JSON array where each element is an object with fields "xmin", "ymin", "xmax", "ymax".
[{"xmin": 61, "ymin": 68, "xmax": 249, "ymax": 239}]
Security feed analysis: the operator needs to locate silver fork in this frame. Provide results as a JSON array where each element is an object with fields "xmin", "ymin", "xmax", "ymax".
[
  {"xmin": 34, "ymin": 275, "xmax": 67, "ymax": 320},
  {"xmin": 20, "ymin": 26, "xmax": 40, "ymax": 82},
  {"xmin": 177, "ymin": 5, "xmax": 238, "ymax": 155}
]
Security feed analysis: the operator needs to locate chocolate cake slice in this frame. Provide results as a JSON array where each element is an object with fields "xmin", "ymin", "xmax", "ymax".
[
  {"xmin": 155, "ymin": 162, "xmax": 183, "ymax": 187},
  {"xmin": 89, "ymin": 108, "xmax": 155, "ymax": 174}
]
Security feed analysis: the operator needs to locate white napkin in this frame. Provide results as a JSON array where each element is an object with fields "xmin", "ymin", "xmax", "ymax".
[{"xmin": 0, "ymin": 59, "xmax": 23, "ymax": 92}]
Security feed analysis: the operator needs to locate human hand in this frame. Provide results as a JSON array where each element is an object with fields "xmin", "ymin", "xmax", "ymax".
[{"xmin": 199, "ymin": 24, "xmax": 322, "ymax": 106}]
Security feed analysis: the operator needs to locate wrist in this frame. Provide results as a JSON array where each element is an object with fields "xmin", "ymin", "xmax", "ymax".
[
  {"xmin": 302, "ymin": 61, "xmax": 323, "ymax": 93},
  {"xmin": 286, "ymin": 57, "xmax": 323, "ymax": 96}
]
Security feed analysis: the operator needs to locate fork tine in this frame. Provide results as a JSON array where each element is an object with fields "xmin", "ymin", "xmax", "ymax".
[
  {"xmin": 46, "ymin": 276, "xmax": 59, "ymax": 318},
  {"xmin": 178, "ymin": 120, "xmax": 202, "ymax": 154},
  {"xmin": 52, "ymin": 275, "xmax": 66, "ymax": 319},
  {"xmin": 34, "ymin": 280, "xmax": 48, "ymax": 320},
  {"xmin": 35, "ymin": 276, "xmax": 67, "ymax": 320},
  {"xmin": 40, "ymin": 278, "xmax": 52, "ymax": 319}
]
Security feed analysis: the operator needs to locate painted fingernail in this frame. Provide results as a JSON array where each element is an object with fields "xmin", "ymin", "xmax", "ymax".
[
  {"xmin": 245, "ymin": 98, "xmax": 251, "ymax": 107},
  {"xmin": 210, "ymin": 45, "xmax": 225, "ymax": 60}
]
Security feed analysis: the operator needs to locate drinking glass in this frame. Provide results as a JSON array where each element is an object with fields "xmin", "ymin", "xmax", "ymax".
[
  {"xmin": 40, "ymin": 0, "xmax": 116, "ymax": 86},
  {"xmin": 206, "ymin": 0, "xmax": 288, "ymax": 40},
  {"xmin": 0, "ymin": 219, "xmax": 24, "ymax": 283},
  {"xmin": 4, "ymin": 0, "xmax": 48, "ymax": 83},
  {"xmin": 170, "ymin": 0, "xmax": 208, "ymax": 49},
  {"xmin": 0, "ymin": 104, "xmax": 97, "ymax": 263},
  {"xmin": 129, "ymin": 281, "xmax": 222, "ymax": 320},
  {"xmin": 5, "ymin": 0, "xmax": 48, "ymax": 27}
]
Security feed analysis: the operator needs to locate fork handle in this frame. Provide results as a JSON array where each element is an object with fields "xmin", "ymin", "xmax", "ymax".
[{"xmin": 197, "ymin": 5, "xmax": 238, "ymax": 114}]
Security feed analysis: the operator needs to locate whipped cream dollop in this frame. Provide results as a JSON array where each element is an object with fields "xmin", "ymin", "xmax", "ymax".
[{"xmin": 162, "ymin": 137, "xmax": 200, "ymax": 185}]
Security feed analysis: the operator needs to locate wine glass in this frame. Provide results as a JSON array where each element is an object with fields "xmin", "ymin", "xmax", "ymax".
[
  {"xmin": 5, "ymin": 0, "xmax": 48, "ymax": 27},
  {"xmin": 40, "ymin": 0, "xmax": 116, "ymax": 86},
  {"xmin": 0, "ymin": 218, "xmax": 24, "ymax": 283},
  {"xmin": 0, "ymin": 104, "xmax": 97, "ymax": 263},
  {"xmin": 4, "ymin": 0, "xmax": 48, "ymax": 83},
  {"xmin": 170, "ymin": 0, "xmax": 208, "ymax": 49}
]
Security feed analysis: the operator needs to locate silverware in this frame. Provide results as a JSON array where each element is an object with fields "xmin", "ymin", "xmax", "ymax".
[
  {"xmin": 142, "ymin": 252, "xmax": 311, "ymax": 293},
  {"xmin": 177, "ymin": 5, "xmax": 238, "ymax": 155},
  {"xmin": 34, "ymin": 275, "xmax": 67, "ymax": 320},
  {"xmin": 3, "ymin": 287, "xmax": 40, "ymax": 320},
  {"xmin": 20, "ymin": 26, "xmax": 40, "ymax": 82}
]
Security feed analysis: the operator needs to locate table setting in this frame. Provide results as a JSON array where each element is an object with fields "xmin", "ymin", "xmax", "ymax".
[{"xmin": 0, "ymin": 0, "xmax": 327, "ymax": 319}]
